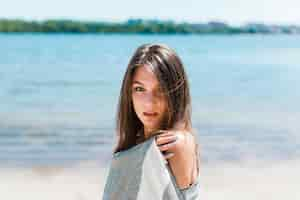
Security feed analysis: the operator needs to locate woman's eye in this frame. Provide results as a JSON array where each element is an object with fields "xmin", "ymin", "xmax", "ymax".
[{"xmin": 134, "ymin": 87, "xmax": 144, "ymax": 92}]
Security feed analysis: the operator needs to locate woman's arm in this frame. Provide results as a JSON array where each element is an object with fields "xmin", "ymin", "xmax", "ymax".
[{"xmin": 155, "ymin": 130, "xmax": 199, "ymax": 189}]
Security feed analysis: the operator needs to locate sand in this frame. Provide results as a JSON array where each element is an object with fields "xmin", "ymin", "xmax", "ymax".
[{"xmin": 0, "ymin": 159, "xmax": 299, "ymax": 200}]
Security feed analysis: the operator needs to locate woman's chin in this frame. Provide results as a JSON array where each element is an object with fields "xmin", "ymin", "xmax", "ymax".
[
  {"xmin": 143, "ymin": 124, "xmax": 159, "ymax": 133},
  {"xmin": 142, "ymin": 118, "xmax": 158, "ymax": 126}
]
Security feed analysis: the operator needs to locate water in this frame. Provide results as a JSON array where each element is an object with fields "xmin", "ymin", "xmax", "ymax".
[{"xmin": 0, "ymin": 33, "xmax": 299, "ymax": 167}]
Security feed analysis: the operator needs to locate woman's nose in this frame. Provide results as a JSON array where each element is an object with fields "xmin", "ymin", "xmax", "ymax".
[{"xmin": 144, "ymin": 92, "xmax": 159, "ymax": 106}]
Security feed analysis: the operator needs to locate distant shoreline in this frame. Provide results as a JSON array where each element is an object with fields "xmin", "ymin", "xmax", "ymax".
[{"xmin": 1, "ymin": 18, "xmax": 300, "ymax": 34}]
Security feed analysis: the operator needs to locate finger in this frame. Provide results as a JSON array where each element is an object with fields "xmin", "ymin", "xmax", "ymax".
[
  {"xmin": 158, "ymin": 139, "xmax": 178, "ymax": 151},
  {"xmin": 163, "ymin": 152, "xmax": 175, "ymax": 159},
  {"xmin": 156, "ymin": 135, "xmax": 178, "ymax": 146},
  {"xmin": 153, "ymin": 130, "xmax": 169, "ymax": 137},
  {"xmin": 153, "ymin": 129, "xmax": 167, "ymax": 134},
  {"xmin": 154, "ymin": 130, "xmax": 174, "ymax": 138}
]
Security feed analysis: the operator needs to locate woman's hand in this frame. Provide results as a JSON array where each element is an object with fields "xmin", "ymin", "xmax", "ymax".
[
  {"xmin": 154, "ymin": 129, "xmax": 198, "ymax": 189},
  {"xmin": 154, "ymin": 130, "xmax": 187, "ymax": 160}
]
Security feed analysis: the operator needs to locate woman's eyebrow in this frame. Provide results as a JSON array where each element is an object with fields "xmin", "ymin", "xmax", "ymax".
[
  {"xmin": 132, "ymin": 80, "xmax": 160, "ymax": 89},
  {"xmin": 132, "ymin": 80, "xmax": 144, "ymax": 85}
]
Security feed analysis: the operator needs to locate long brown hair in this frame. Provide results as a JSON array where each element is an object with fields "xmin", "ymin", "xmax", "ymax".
[{"xmin": 114, "ymin": 43, "xmax": 195, "ymax": 153}]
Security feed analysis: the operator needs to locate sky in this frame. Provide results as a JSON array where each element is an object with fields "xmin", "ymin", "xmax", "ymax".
[{"xmin": 1, "ymin": 0, "xmax": 300, "ymax": 26}]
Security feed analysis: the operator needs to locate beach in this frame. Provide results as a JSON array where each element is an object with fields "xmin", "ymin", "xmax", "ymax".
[
  {"xmin": 0, "ymin": 34, "xmax": 299, "ymax": 200},
  {"xmin": 1, "ymin": 158, "xmax": 299, "ymax": 200}
]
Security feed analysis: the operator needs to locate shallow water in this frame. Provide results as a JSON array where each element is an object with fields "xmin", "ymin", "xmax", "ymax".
[{"xmin": 0, "ymin": 34, "xmax": 299, "ymax": 167}]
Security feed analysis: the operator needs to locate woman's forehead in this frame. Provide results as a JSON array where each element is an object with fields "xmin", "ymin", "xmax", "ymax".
[{"xmin": 132, "ymin": 65, "xmax": 160, "ymax": 87}]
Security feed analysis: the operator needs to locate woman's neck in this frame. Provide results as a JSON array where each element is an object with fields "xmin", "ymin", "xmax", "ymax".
[{"xmin": 143, "ymin": 127, "xmax": 153, "ymax": 140}]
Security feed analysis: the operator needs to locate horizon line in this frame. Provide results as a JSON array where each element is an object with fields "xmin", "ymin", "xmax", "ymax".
[{"xmin": 1, "ymin": 17, "xmax": 300, "ymax": 27}]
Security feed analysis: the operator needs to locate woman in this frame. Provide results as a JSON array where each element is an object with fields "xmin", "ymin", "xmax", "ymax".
[{"xmin": 111, "ymin": 43, "xmax": 200, "ymax": 199}]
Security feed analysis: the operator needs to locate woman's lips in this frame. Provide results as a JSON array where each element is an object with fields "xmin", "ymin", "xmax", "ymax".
[{"xmin": 143, "ymin": 112, "xmax": 158, "ymax": 117}]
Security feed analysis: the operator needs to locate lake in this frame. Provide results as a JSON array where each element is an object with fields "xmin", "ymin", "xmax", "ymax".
[{"xmin": 0, "ymin": 33, "xmax": 299, "ymax": 167}]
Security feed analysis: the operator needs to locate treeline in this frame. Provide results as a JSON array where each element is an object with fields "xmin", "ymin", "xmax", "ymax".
[{"xmin": 0, "ymin": 18, "xmax": 299, "ymax": 34}]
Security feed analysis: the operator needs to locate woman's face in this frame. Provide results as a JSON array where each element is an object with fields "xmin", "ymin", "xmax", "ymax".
[{"xmin": 131, "ymin": 65, "xmax": 167, "ymax": 133}]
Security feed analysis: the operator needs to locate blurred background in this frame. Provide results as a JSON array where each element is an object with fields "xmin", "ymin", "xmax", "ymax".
[{"xmin": 0, "ymin": 0, "xmax": 299, "ymax": 199}]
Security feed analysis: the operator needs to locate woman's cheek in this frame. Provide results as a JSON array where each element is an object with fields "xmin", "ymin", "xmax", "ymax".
[{"xmin": 132, "ymin": 95, "xmax": 143, "ymax": 116}]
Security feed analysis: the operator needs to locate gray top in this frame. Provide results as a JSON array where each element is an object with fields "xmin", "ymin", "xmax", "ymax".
[{"xmin": 102, "ymin": 135, "xmax": 200, "ymax": 200}]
